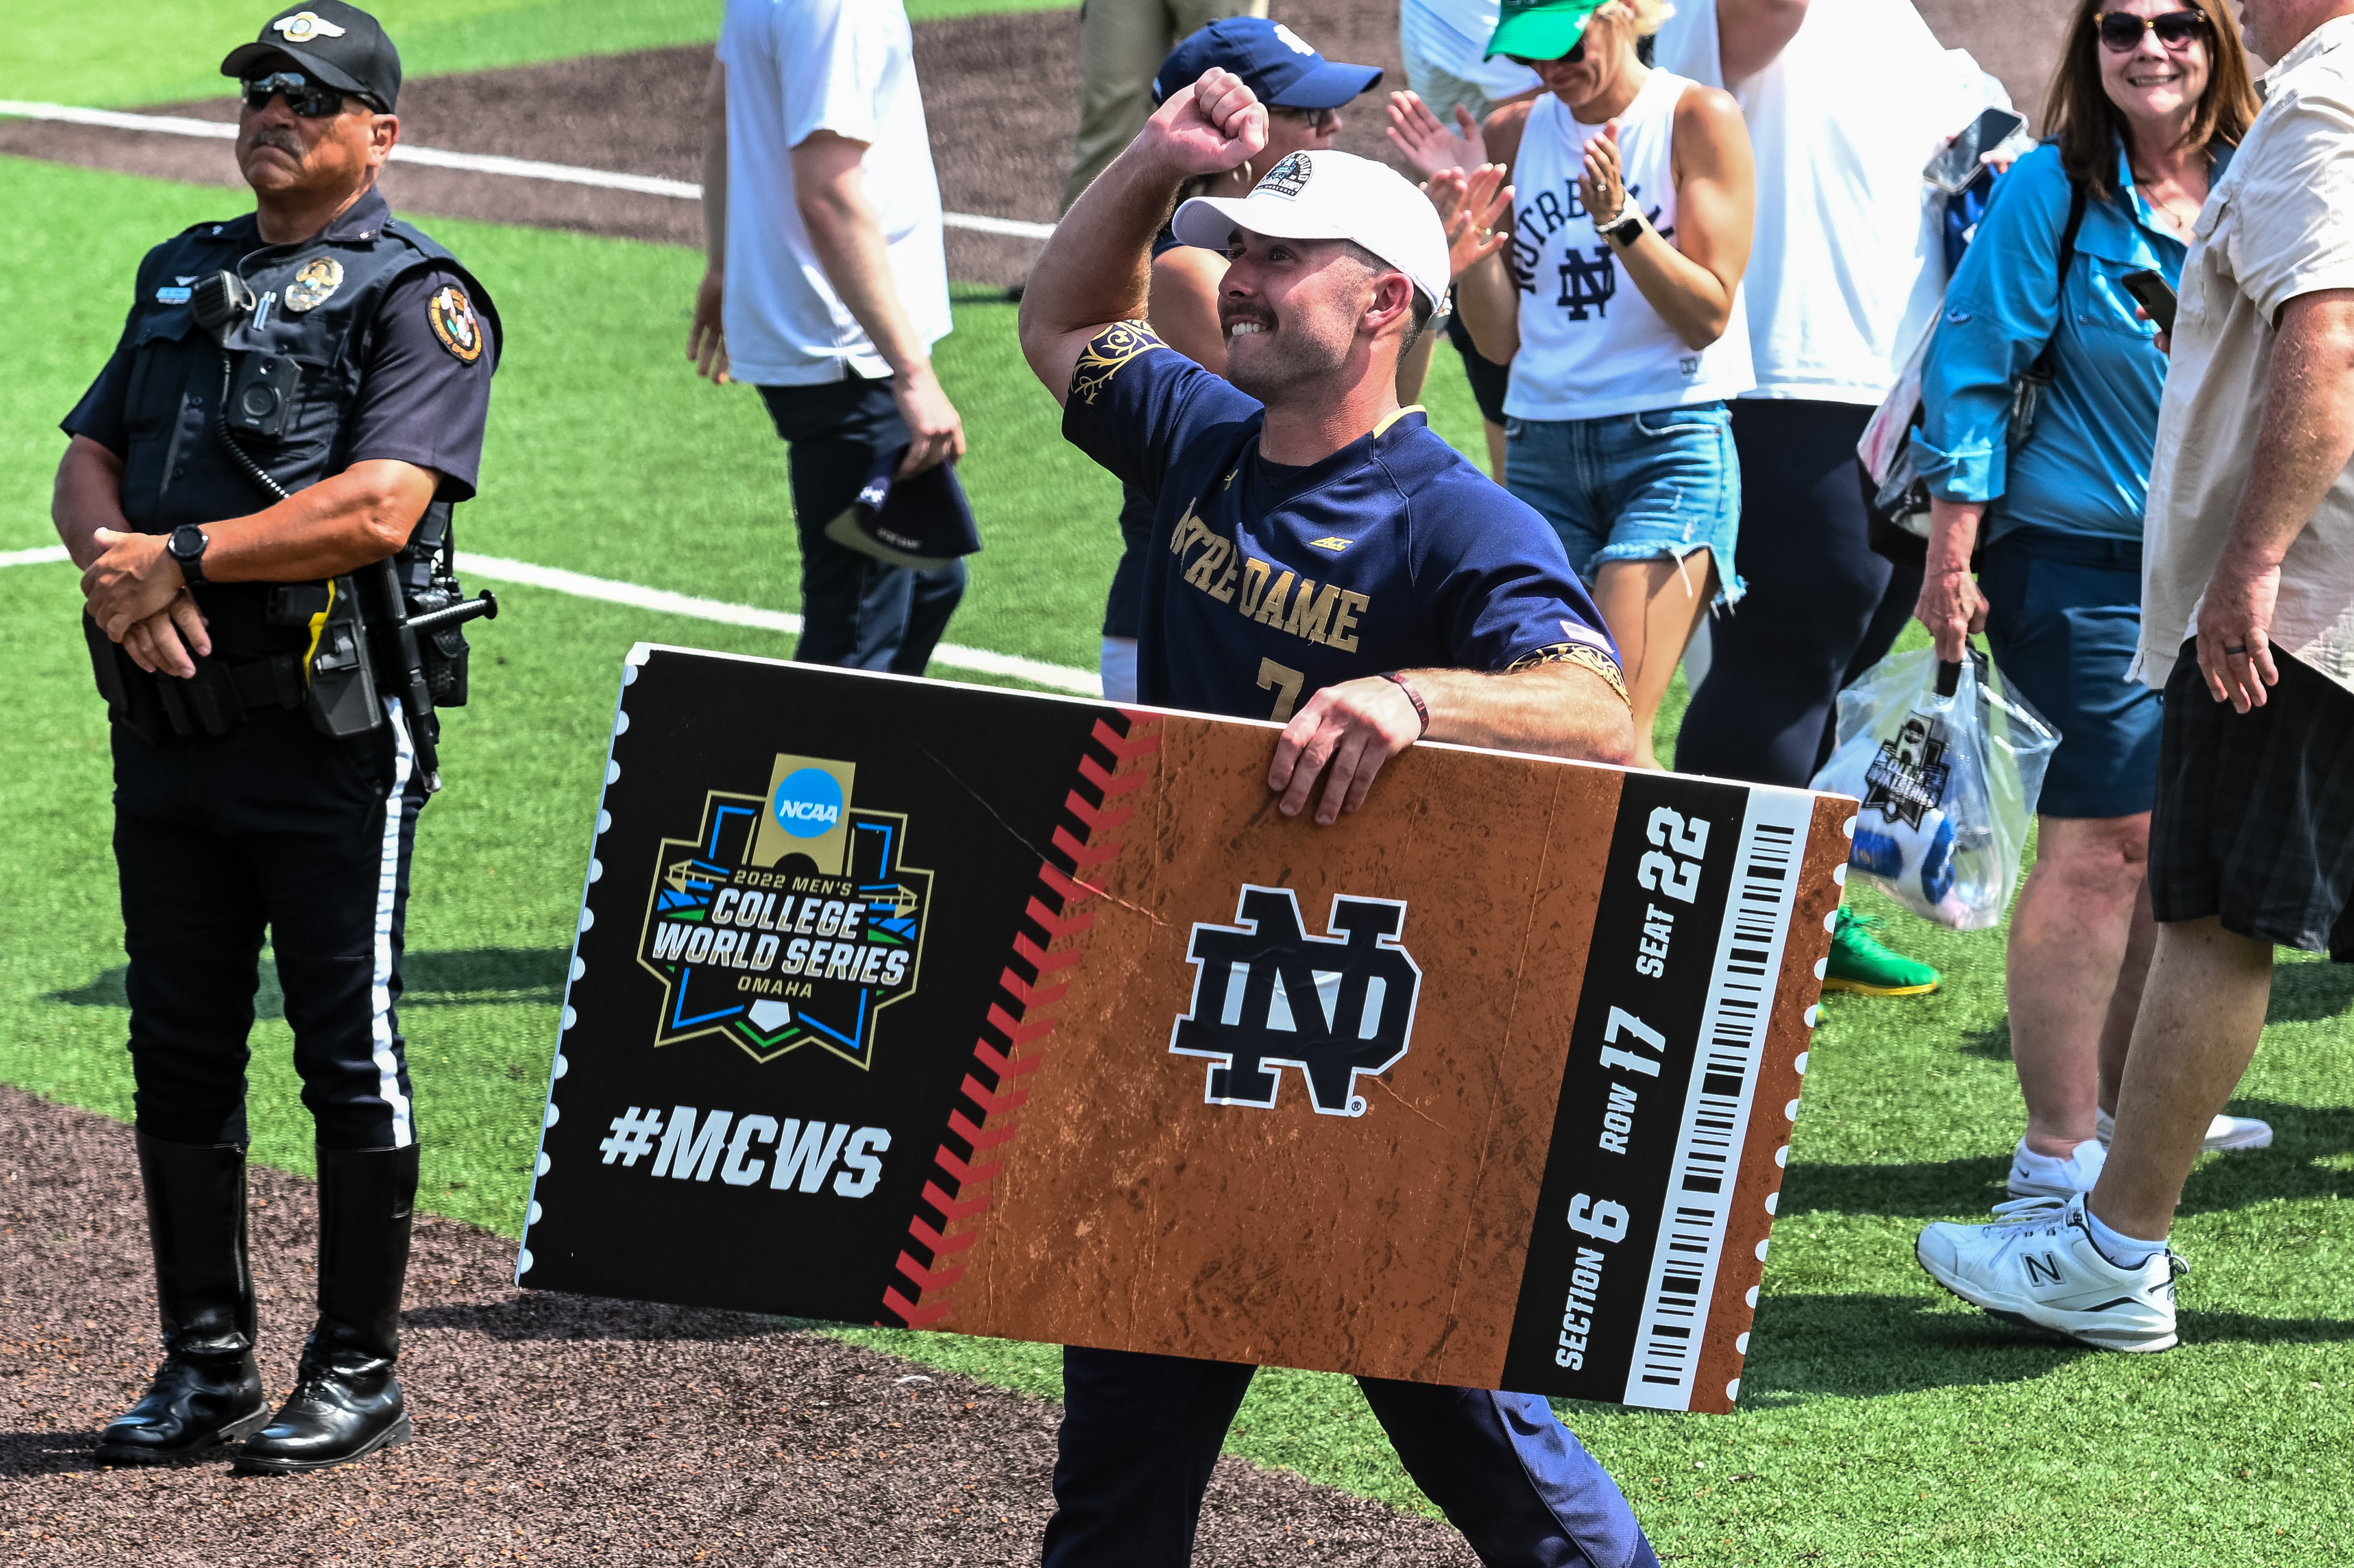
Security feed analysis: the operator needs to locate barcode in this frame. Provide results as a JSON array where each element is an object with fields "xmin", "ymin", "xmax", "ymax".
[{"xmin": 1623, "ymin": 793, "xmax": 1810, "ymax": 1408}]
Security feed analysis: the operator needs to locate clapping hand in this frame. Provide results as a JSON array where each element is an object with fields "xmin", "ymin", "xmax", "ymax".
[
  {"xmin": 1146, "ymin": 68, "xmax": 1268, "ymax": 178},
  {"xmin": 1423, "ymin": 165, "xmax": 1515, "ymax": 278},
  {"xmin": 1386, "ymin": 90, "xmax": 1486, "ymax": 178},
  {"xmin": 1578, "ymin": 121, "xmax": 1627, "ymax": 227}
]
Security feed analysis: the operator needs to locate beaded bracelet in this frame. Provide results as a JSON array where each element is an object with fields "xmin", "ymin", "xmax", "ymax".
[{"xmin": 1381, "ymin": 671, "xmax": 1430, "ymax": 738}]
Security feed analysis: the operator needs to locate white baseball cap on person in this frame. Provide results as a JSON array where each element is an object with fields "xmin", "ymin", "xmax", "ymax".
[{"xmin": 1171, "ymin": 149, "xmax": 1450, "ymax": 313}]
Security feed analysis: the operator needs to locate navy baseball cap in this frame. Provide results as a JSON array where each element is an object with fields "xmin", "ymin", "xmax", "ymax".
[
  {"xmin": 222, "ymin": 3, "xmax": 403, "ymax": 112},
  {"xmin": 825, "ymin": 449, "xmax": 982, "ymax": 571},
  {"xmin": 1152, "ymin": 17, "xmax": 1382, "ymax": 110}
]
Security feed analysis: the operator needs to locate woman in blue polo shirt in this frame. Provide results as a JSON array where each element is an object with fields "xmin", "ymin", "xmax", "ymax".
[{"xmin": 1909, "ymin": 0, "xmax": 2261, "ymax": 1205}]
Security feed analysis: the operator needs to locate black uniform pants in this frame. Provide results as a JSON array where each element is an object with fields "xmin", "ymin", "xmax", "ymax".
[
  {"xmin": 112, "ymin": 698, "xmax": 425, "ymax": 1151},
  {"xmin": 1676, "ymin": 399, "xmax": 1922, "ymax": 786}
]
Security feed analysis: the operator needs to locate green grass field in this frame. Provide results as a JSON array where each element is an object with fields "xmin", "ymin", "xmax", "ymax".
[
  {"xmin": 0, "ymin": 0, "xmax": 1079, "ymax": 110},
  {"xmin": 3, "ymin": 139, "xmax": 2350, "ymax": 1567}
]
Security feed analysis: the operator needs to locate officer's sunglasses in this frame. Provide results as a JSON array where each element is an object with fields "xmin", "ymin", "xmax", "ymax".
[
  {"xmin": 2095, "ymin": 10, "xmax": 2210, "ymax": 51},
  {"xmin": 1505, "ymin": 39, "xmax": 1587, "ymax": 68},
  {"xmin": 241, "ymin": 71, "xmax": 382, "ymax": 118}
]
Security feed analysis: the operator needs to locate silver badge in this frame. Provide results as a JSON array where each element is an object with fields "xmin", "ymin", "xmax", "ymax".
[{"xmin": 283, "ymin": 256, "xmax": 344, "ymax": 313}]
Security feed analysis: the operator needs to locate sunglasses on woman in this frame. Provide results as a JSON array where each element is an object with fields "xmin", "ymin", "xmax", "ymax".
[
  {"xmin": 1269, "ymin": 105, "xmax": 1338, "ymax": 131},
  {"xmin": 2095, "ymin": 10, "xmax": 2210, "ymax": 52},
  {"xmin": 241, "ymin": 71, "xmax": 381, "ymax": 118},
  {"xmin": 1506, "ymin": 39, "xmax": 1587, "ymax": 68}
]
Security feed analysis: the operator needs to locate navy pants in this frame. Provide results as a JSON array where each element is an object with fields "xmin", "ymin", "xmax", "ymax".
[
  {"xmin": 1045, "ymin": 1348, "xmax": 1658, "ymax": 1568},
  {"xmin": 1677, "ymin": 399, "xmax": 1921, "ymax": 785},
  {"xmin": 112, "ymin": 699, "xmax": 425, "ymax": 1151},
  {"xmin": 758, "ymin": 376, "xmax": 966, "ymax": 673}
]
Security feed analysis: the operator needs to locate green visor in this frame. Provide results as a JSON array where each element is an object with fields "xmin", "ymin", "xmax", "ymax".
[{"xmin": 1485, "ymin": 0, "xmax": 1608, "ymax": 61}]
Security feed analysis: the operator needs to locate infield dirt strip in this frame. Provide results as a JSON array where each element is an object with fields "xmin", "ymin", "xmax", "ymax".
[{"xmin": 0, "ymin": 1085, "xmax": 1483, "ymax": 1567}]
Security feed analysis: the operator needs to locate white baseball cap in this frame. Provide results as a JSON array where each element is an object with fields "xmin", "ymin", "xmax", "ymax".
[{"xmin": 1171, "ymin": 150, "xmax": 1449, "ymax": 312}]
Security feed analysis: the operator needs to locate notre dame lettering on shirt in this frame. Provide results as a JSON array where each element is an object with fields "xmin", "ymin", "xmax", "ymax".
[
  {"xmin": 1170, "ymin": 494, "xmax": 1373, "ymax": 652},
  {"xmin": 1061, "ymin": 323, "xmax": 1623, "ymax": 723}
]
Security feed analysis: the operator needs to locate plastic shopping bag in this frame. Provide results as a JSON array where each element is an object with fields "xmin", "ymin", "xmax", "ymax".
[{"xmin": 1809, "ymin": 645, "xmax": 2060, "ymax": 931}]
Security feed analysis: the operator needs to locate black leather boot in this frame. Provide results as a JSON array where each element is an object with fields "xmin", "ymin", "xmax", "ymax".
[
  {"xmin": 235, "ymin": 1143, "xmax": 419, "ymax": 1474},
  {"xmin": 96, "ymin": 1134, "xmax": 271, "ymax": 1463}
]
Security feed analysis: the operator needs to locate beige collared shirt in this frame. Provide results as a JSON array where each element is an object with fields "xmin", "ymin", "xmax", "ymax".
[{"xmin": 2136, "ymin": 14, "xmax": 2354, "ymax": 692}]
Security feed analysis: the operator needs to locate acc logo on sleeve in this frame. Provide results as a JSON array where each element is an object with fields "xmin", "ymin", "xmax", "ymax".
[
  {"xmin": 635, "ymin": 753, "xmax": 931, "ymax": 1068},
  {"xmin": 1169, "ymin": 885, "xmax": 1421, "ymax": 1116},
  {"xmin": 426, "ymin": 284, "xmax": 485, "ymax": 363}
]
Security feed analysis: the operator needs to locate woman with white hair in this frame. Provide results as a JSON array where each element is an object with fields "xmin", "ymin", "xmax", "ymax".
[{"xmin": 1401, "ymin": 0, "xmax": 1756, "ymax": 769}]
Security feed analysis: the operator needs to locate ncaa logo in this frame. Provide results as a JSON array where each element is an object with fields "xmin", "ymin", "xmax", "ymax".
[
  {"xmin": 1170, "ymin": 886, "xmax": 1422, "ymax": 1116},
  {"xmin": 771, "ymin": 767, "xmax": 843, "ymax": 838}
]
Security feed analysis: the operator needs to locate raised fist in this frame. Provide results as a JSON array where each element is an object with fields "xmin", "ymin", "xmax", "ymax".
[{"xmin": 1141, "ymin": 67, "xmax": 1269, "ymax": 179}]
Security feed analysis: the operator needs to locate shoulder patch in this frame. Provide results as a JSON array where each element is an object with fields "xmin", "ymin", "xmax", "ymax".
[
  {"xmin": 426, "ymin": 284, "xmax": 485, "ymax": 364},
  {"xmin": 1071, "ymin": 321, "xmax": 1165, "ymax": 406}
]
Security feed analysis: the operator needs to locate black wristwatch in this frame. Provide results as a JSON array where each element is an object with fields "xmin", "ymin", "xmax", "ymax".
[
  {"xmin": 167, "ymin": 524, "xmax": 209, "ymax": 585},
  {"xmin": 1601, "ymin": 208, "xmax": 1646, "ymax": 248}
]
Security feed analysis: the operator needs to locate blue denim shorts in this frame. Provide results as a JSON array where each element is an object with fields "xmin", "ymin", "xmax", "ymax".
[
  {"xmin": 1503, "ymin": 401, "xmax": 1744, "ymax": 606},
  {"xmin": 1980, "ymin": 526, "xmax": 2162, "ymax": 820}
]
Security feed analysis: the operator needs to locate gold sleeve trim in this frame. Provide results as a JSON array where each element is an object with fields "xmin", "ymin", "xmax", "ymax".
[
  {"xmin": 1508, "ymin": 641, "xmax": 1631, "ymax": 708},
  {"xmin": 1071, "ymin": 321, "xmax": 1168, "ymax": 406}
]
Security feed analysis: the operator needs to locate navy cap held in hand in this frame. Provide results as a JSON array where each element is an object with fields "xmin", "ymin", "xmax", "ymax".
[
  {"xmin": 222, "ymin": 3, "xmax": 403, "ymax": 112},
  {"xmin": 825, "ymin": 450, "xmax": 983, "ymax": 572},
  {"xmin": 1152, "ymin": 17, "xmax": 1382, "ymax": 110}
]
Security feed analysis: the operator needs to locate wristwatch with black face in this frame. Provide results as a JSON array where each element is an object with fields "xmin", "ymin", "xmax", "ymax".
[
  {"xmin": 1601, "ymin": 209, "xmax": 1646, "ymax": 248},
  {"xmin": 167, "ymin": 524, "xmax": 209, "ymax": 585}
]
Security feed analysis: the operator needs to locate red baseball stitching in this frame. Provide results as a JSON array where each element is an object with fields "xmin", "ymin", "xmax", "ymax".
[{"xmin": 880, "ymin": 711, "xmax": 1163, "ymax": 1330}]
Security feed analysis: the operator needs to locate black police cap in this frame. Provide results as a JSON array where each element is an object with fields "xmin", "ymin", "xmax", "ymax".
[{"xmin": 221, "ymin": 3, "xmax": 402, "ymax": 112}]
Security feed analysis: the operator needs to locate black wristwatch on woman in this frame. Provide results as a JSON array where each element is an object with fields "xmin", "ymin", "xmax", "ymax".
[
  {"xmin": 167, "ymin": 524, "xmax": 210, "ymax": 585},
  {"xmin": 1599, "ymin": 207, "xmax": 1646, "ymax": 249}
]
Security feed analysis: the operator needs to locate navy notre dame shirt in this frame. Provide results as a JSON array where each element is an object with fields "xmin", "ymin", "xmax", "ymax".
[{"xmin": 1063, "ymin": 322, "xmax": 1627, "ymax": 723}]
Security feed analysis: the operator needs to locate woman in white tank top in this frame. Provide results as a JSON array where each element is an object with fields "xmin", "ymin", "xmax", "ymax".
[{"xmin": 1408, "ymin": 0, "xmax": 1755, "ymax": 767}]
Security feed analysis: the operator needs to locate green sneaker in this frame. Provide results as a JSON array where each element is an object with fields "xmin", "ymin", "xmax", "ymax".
[{"xmin": 1823, "ymin": 907, "xmax": 1939, "ymax": 997}]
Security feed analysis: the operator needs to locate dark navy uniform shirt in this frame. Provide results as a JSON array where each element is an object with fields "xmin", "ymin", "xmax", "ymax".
[
  {"xmin": 1064, "ymin": 322, "xmax": 1626, "ymax": 722},
  {"xmin": 63, "ymin": 188, "xmax": 497, "ymax": 662}
]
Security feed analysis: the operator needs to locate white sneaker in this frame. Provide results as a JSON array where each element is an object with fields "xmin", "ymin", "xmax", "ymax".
[
  {"xmin": 2007, "ymin": 1137, "xmax": 2106, "ymax": 1199},
  {"xmin": 1915, "ymin": 1193, "xmax": 2183, "ymax": 1353},
  {"xmin": 2095, "ymin": 1107, "xmax": 2274, "ymax": 1152}
]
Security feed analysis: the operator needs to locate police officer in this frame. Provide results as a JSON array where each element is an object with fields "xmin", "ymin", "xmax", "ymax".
[{"xmin": 55, "ymin": 1, "xmax": 498, "ymax": 1473}]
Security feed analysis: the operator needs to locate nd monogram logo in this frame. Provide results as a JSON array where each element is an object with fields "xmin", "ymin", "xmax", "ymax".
[{"xmin": 1170, "ymin": 886, "xmax": 1422, "ymax": 1117}]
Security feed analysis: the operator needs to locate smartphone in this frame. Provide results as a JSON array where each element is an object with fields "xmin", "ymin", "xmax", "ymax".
[
  {"xmin": 1923, "ymin": 107, "xmax": 2028, "ymax": 194},
  {"xmin": 2121, "ymin": 268, "xmax": 2178, "ymax": 334}
]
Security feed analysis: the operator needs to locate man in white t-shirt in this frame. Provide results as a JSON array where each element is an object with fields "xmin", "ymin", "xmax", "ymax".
[
  {"xmin": 689, "ymin": 0, "xmax": 968, "ymax": 673},
  {"xmin": 1652, "ymin": 0, "xmax": 2005, "ymax": 996}
]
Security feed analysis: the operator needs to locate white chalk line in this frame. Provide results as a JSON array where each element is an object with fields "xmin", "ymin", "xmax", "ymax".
[
  {"xmin": 3, "ymin": 544, "xmax": 1100, "ymax": 695},
  {"xmin": 0, "ymin": 99, "xmax": 1057, "ymax": 241}
]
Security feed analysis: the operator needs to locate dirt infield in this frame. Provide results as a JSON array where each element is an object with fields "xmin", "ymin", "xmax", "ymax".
[
  {"xmin": 0, "ymin": 1086, "xmax": 1477, "ymax": 1567},
  {"xmin": 0, "ymin": 2, "xmax": 2064, "ymax": 288}
]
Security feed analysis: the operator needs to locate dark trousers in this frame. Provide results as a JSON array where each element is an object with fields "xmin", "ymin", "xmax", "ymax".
[
  {"xmin": 1677, "ymin": 399, "xmax": 1921, "ymax": 786},
  {"xmin": 758, "ymin": 376, "xmax": 966, "ymax": 673},
  {"xmin": 1045, "ymin": 1348, "xmax": 1658, "ymax": 1568},
  {"xmin": 112, "ymin": 700, "xmax": 425, "ymax": 1151}
]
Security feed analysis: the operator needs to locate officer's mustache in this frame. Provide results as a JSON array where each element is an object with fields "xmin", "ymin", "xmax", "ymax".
[{"xmin": 244, "ymin": 129, "xmax": 307, "ymax": 161}]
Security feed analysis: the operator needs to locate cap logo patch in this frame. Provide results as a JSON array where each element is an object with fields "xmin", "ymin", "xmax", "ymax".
[
  {"xmin": 282, "ymin": 255, "xmax": 343, "ymax": 312},
  {"xmin": 1258, "ymin": 151, "xmax": 1312, "ymax": 200},
  {"xmin": 271, "ymin": 10, "xmax": 348, "ymax": 41},
  {"xmin": 1273, "ymin": 22, "xmax": 1317, "ymax": 56},
  {"xmin": 427, "ymin": 284, "xmax": 484, "ymax": 364}
]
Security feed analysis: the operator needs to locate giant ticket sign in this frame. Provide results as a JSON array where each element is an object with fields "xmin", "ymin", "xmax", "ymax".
[{"xmin": 521, "ymin": 646, "xmax": 1848, "ymax": 1413}]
